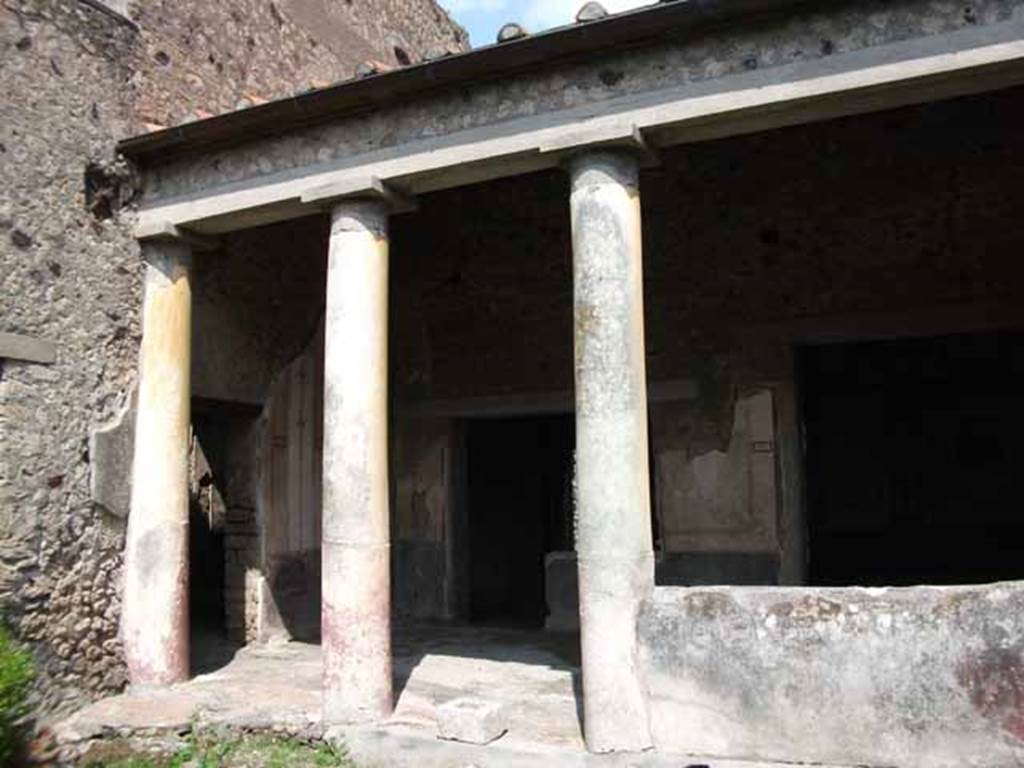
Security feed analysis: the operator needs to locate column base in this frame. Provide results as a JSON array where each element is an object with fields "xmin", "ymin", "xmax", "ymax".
[
  {"xmin": 322, "ymin": 543, "xmax": 392, "ymax": 724},
  {"xmin": 577, "ymin": 553, "xmax": 655, "ymax": 753}
]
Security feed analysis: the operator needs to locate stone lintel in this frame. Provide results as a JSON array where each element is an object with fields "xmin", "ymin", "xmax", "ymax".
[
  {"xmin": 399, "ymin": 378, "xmax": 699, "ymax": 419},
  {"xmin": 301, "ymin": 176, "xmax": 417, "ymax": 214},
  {"xmin": 90, "ymin": 395, "xmax": 135, "ymax": 520},
  {"xmin": 135, "ymin": 220, "xmax": 219, "ymax": 252}
]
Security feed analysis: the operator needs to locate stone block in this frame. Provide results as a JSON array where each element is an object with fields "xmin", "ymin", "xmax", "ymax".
[
  {"xmin": 640, "ymin": 583, "xmax": 1024, "ymax": 768},
  {"xmin": 436, "ymin": 697, "xmax": 507, "ymax": 745},
  {"xmin": 0, "ymin": 332, "xmax": 57, "ymax": 364},
  {"xmin": 89, "ymin": 397, "xmax": 135, "ymax": 519}
]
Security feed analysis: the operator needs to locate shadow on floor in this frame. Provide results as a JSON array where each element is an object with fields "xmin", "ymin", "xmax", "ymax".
[{"xmin": 191, "ymin": 626, "xmax": 244, "ymax": 676}]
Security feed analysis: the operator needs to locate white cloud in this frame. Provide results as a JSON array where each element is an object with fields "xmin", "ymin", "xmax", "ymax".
[{"xmin": 523, "ymin": 0, "xmax": 655, "ymax": 31}]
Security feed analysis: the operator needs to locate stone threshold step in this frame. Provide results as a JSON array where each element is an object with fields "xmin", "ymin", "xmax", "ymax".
[{"xmin": 330, "ymin": 724, "xmax": 858, "ymax": 768}]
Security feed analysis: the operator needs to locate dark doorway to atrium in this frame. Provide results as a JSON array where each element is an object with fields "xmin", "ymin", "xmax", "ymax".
[
  {"xmin": 189, "ymin": 407, "xmax": 246, "ymax": 673},
  {"xmin": 465, "ymin": 414, "xmax": 575, "ymax": 627},
  {"xmin": 800, "ymin": 330, "xmax": 1024, "ymax": 586}
]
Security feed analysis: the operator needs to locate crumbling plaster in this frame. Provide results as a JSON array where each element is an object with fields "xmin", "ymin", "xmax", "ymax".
[{"xmin": 392, "ymin": 416, "xmax": 454, "ymax": 621}]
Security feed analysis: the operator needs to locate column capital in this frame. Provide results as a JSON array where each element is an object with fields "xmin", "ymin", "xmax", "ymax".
[
  {"xmin": 138, "ymin": 229, "xmax": 197, "ymax": 285},
  {"xmin": 541, "ymin": 123, "xmax": 658, "ymax": 169},
  {"xmin": 568, "ymin": 149, "xmax": 641, "ymax": 192},
  {"xmin": 301, "ymin": 175, "xmax": 417, "ymax": 214},
  {"xmin": 135, "ymin": 220, "xmax": 219, "ymax": 252},
  {"xmin": 329, "ymin": 200, "xmax": 389, "ymax": 240}
]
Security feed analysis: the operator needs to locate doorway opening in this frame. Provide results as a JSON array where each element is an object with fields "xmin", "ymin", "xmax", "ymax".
[
  {"xmin": 188, "ymin": 487, "xmax": 227, "ymax": 670},
  {"xmin": 800, "ymin": 330, "xmax": 1024, "ymax": 586},
  {"xmin": 189, "ymin": 406, "xmax": 251, "ymax": 673},
  {"xmin": 464, "ymin": 414, "xmax": 575, "ymax": 627}
]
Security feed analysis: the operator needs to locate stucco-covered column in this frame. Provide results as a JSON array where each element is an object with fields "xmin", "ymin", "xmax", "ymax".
[
  {"xmin": 123, "ymin": 239, "xmax": 193, "ymax": 686},
  {"xmin": 569, "ymin": 150, "xmax": 655, "ymax": 753},
  {"xmin": 322, "ymin": 199, "xmax": 392, "ymax": 724}
]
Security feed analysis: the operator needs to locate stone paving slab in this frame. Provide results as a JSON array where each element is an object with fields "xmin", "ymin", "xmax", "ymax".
[
  {"xmin": 333, "ymin": 723, "xmax": 858, "ymax": 768},
  {"xmin": 54, "ymin": 626, "xmax": 855, "ymax": 767},
  {"xmin": 54, "ymin": 641, "xmax": 322, "ymax": 744}
]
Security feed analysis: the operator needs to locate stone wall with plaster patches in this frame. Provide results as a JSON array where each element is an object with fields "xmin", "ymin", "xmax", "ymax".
[
  {"xmin": 640, "ymin": 583, "xmax": 1024, "ymax": 767},
  {"xmin": 0, "ymin": 0, "xmax": 464, "ymax": 720},
  {"xmin": 1, "ymin": 0, "xmax": 141, "ymax": 720}
]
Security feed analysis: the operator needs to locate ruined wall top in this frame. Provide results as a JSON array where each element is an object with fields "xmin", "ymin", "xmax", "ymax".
[{"xmin": 95, "ymin": 0, "xmax": 467, "ymax": 133}]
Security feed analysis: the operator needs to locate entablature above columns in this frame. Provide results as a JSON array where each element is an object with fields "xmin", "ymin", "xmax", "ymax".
[{"xmin": 133, "ymin": 12, "xmax": 1024, "ymax": 239}]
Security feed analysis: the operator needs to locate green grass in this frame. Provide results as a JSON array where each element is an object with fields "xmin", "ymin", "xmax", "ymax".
[
  {"xmin": 0, "ymin": 623, "xmax": 34, "ymax": 765},
  {"xmin": 79, "ymin": 731, "xmax": 354, "ymax": 768}
]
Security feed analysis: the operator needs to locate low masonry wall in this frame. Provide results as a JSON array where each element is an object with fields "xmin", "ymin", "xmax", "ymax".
[{"xmin": 639, "ymin": 583, "xmax": 1024, "ymax": 767}]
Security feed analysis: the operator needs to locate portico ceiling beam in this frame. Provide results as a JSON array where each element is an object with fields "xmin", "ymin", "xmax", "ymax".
[{"xmin": 136, "ymin": 18, "xmax": 1024, "ymax": 237}]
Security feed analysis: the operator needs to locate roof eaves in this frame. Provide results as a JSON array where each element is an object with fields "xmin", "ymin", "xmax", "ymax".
[{"xmin": 117, "ymin": 0, "xmax": 815, "ymax": 164}]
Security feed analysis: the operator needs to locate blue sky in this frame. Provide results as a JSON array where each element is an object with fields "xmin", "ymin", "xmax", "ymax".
[{"xmin": 442, "ymin": 0, "xmax": 655, "ymax": 48}]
